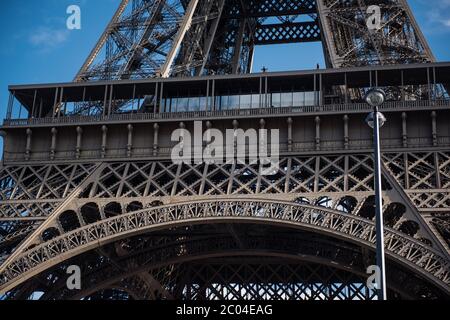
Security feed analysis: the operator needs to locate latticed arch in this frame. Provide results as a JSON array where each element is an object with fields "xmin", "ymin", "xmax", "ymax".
[
  {"xmin": 5, "ymin": 223, "xmax": 447, "ymax": 300},
  {"xmin": 0, "ymin": 199, "xmax": 448, "ymax": 295}
]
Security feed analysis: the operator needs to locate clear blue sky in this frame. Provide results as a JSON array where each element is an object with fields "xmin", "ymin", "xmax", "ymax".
[{"xmin": 0, "ymin": 0, "xmax": 449, "ymax": 124}]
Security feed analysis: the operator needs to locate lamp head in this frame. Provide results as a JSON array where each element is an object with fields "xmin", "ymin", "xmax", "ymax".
[{"xmin": 365, "ymin": 88, "xmax": 386, "ymax": 107}]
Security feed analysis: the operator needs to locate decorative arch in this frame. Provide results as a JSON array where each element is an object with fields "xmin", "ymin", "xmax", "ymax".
[{"xmin": 0, "ymin": 199, "xmax": 449, "ymax": 294}]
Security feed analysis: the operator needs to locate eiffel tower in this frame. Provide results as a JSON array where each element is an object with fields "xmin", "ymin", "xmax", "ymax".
[{"xmin": 0, "ymin": 0, "xmax": 449, "ymax": 300}]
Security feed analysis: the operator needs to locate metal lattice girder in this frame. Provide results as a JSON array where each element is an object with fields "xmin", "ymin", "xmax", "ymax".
[
  {"xmin": 0, "ymin": 163, "xmax": 97, "ymax": 219},
  {"xmin": 224, "ymin": 0, "xmax": 317, "ymax": 18},
  {"xmin": 182, "ymin": 260, "xmax": 377, "ymax": 300},
  {"xmin": 316, "ymin": 0, "xmax": 435, "ymax": 67},
  {"xmin": 76, "ymin": 0, "xmax": 191, "ymax": 81},
  {"xmin": 74, "ymin": 0, "xmax": 436, "ymax": 79},
  {"xmin": 0, "ymin": 153, "xmax": 443, "ymax": 252},
  {"xmin": 67, "ymin": 156, "xmax": 446, "ymax": 252},
  {"xmin": 383, "ymin": 151, "xmax": 450, "ymax": 252},
  {"xmin": 76, "ymin": 0, "xmax": 231, "ymax": 80},
  {"xmin": 254, "ymin": 21, "xmax": 321, "ymax": 45}
]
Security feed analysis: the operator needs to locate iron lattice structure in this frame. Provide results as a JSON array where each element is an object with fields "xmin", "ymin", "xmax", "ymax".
[
  {"xmin": 1, "ymin": 0, "xmax": 450, "ymax": 300},
  {"xmin": 75, "ymin": 0, "xmax": 434, "ymax": 81}
]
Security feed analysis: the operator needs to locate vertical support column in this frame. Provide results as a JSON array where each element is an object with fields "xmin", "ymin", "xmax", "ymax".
[
  {"xmin": 50, "ymin": 128, "xmax": 57, "ymax": 160},
  {"xmin": 52, "ymin": 87, "xmax": 59, "ymax": 119},
  {"xmin": 159, "ymin": 82, "xmax": 164, "ymax": 113},
  {"xmin": 264, "ymin": 76, "xmax": 268, "ymax": 109},
  {"xmin": 319, "ymin": 73, "xmax": 323, "ymax": 106},
  {"xmin": 402, "ymin": 112, "xmax": 408, "ymax": 148},
  {"xmin": 101, "ymin": 125, "xmax": 108, "ymax": 158},
  {"xmin": 58, "ymin": 87, "xmax": 64, "ymax": 119},
  {"xmin": 131, "ymin": 84, "xmax": 136, "ymax": 112},
  {"xmin": 343, "ymin": 115, "xmax": 349, "ymax": 150},
  {"xmin": 103, "ymin": 85, "xmax": 108, "ymax": 117},
  {"xmin": 153, "ymin": 123, "xmax": 159, "ymax": 156},
  {"xmin": 154, "ymin": 83, "xmax": 158, "ymax": 114},
  {"xmin": 259, "ymin": 77, "xmax": 263, "ymax": 109},
  {"xmin": 76, "ymin": 126, "xmax": 83, "ymax": 159},
  {"xmin": 431, "ymin": 111, "xmax": 437, "ymax": 147},
  {"xmin": 25, "ymin": 129, "xmax": 32, "ymax": 161},
  {"xmin": 127, "ymin": 124, "xmax": 133, "ymax": 157},
  {"xmin": 108, "ymin": 85, "xmax": 114, "ymax": 116},
  {"xmin": 287, "ymin": 118, "xmax": 293, "ymax": 152},
  {"xmin": 315, "ymin": 116, "xmax": 321, "ymax": 151},
  {"xmin": 313, "ymin": 74, "xmax": 317, "ymax": 106},
  {"xmin": 31, "ymin": 90, "xmax": 37, "ymax": 119}
]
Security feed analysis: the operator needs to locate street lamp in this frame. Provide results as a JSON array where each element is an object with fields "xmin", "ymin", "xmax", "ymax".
[{"xmin": 364, "ymin": 89, "xmax": 387, "ymax": 301}]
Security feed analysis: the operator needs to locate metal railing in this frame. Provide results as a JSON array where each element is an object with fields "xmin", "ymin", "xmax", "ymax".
[{"xmin": 3, "ymin": 99, "xmax": 450, "ymax": 127}]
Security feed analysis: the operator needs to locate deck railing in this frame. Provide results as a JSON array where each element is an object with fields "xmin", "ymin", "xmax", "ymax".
[{"xmin": 3, "ymin": 99, "xmax": 450, "ymax": 127}]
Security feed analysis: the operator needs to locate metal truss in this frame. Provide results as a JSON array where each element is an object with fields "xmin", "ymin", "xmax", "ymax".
[
  {"xmin": 0, "ymin": 163, "xmax": 99, "ymax": 264},
  {"xmin": 1, "ymin": 149, "xmax": 449, "ymax": 296},
  {"xmin": 75, "ymin": 0, "xmax": 227, "ymax": 80},
  {"xmin": 181, "ymin": 261, "xmax": 376, "ymax": 300},
  {"xmin": 1, "ymin": 198, "xmax": 449, "ymax": 294},
  {"xmin": 317, "ymin": 0, "xmax": 434, "ymax": 67},
  {"xmin": 384, "ymin": 152, "xmax": 450, "ymax": 249},
  {"xmin": 67, "ymin": 155, "xmax": 448, "ymax": 249},
  {"xmin": 1, "ymin": 0, "xmax": 447, "ymax": 301},
  {"xmin": 0, "ymin": 163, "xmax": 97, "ymax": 219},
  {"xmin": 74, "ymin": 0, "xmax": 435, "ymax": 80},
  {"xmin": 5, "ymin": 225, "xmax": 447, "ymax": 300}
]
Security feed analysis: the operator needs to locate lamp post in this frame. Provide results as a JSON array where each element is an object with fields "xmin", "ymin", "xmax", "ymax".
[{"xmin": 364, "ymin": 89, "xmax": 387, "ymax": 300}]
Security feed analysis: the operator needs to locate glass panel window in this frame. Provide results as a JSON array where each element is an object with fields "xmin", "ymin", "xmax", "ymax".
[
  {"xmin": 229, "ymin": 95, "xmax": 240, "ymax": 110},
  {"xmin": 240, "ymin": 94, "xmax": 251, "ymax": 109},
  {"xmin": 293, "ymin": 92, "xmax": 305, "ymax": 106},
  {"xmin": 305, "ymin": 92, "xmax": 315, "ymax": 106},
  {"xmin": 251, "ymin": 94, "xmax": 260, "ymax": 109},
  {"xmin": 271, "ymin": 92, "xmax": 281, "ymax": 108},
  {"xmin": 281, "ymin": 92, "xmax": 293, "ymax": 107},
  {"xmin": 178, "ymin": 97, "xmax": 189, "ymax": 112}
]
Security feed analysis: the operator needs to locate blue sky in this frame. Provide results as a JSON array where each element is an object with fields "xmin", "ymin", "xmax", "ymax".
[{"xmin": 0, "ymin": 0, "xmax": 449, "ymax": 124}]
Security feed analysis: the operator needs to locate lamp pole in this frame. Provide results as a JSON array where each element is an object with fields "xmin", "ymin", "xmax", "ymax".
[{"xmin": 365, "ymin": 89, "xmax": 387, "ymax": 300}]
